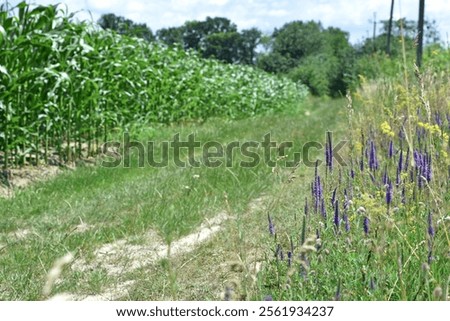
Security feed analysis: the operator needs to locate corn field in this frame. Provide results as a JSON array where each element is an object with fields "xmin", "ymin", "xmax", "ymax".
[{"xmin": 0, "ymin": 2, "xmax": 307, "ymax": 168}]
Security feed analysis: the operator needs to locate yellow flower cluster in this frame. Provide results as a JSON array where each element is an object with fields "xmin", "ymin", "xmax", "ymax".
[
  {"xmin": 417, "ymin": 121, "xmax": 449, "ymax": 141},
  {"xmin": 380, "ymin": 121, "xmax": 395, "ymax": 137}
]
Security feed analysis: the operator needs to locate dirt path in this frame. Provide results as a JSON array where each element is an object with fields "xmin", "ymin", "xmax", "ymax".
[
  {"xmin": 64, "ymin": 211, "xmax": 229, "ymax": 300},
  {"xmin": 51, "ymin": 196, "xmax": 269, "ymax": 301}
]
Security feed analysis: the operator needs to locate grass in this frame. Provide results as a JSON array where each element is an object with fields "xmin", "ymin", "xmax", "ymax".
[
  {"xmin": 0, "ymin": 97, "xmax": 344, "ymax": 300},
  {"xmin": 256, "ymin": 65, "xmax": 450, "ymax": 301}
]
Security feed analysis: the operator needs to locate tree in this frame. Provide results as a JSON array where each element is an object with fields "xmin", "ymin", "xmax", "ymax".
[
  {"xmin": 156, "ymin": 26, "xmax": 184, "ymax": 46},
  {"xmin": 239, "ymin": 28, "xmax": 262, "ymax": 64},
  {"xmin": 203, "ymin": 31, "xmax": 241, "ymax": 63},
  {"xmin": 157, "ymin": 17, "xmax": 261, "ymax": 65},
  {"xmin": 98, "ymin": 13, "xmax": 155, "ymax": 41},
  {"xmin": 272, "ymin": 21, "xmax": 326, "ymax": 61},
  {"xmin": 257, "ymin": 20, "xmax": 355, "ymax": 96}
]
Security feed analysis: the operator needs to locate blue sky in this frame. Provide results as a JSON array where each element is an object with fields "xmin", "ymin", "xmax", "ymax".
[{"xmin": 6, "ymin": 0, "xmax": 450, "ymax": 44}]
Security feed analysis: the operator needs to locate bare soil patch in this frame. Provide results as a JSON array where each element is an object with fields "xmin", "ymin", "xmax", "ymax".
[{"xmin": 0, "ymin": 165, "xmax": 64, "ymax": 198}]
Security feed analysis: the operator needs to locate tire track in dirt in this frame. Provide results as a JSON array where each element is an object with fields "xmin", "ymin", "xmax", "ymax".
[{"xmin": 66, "ymin": 211, "xmax": 230, "ymax": 300}]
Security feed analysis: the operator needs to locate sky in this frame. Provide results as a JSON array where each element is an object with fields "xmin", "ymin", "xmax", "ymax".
[{"xmin": 6, "ymin": 0, "xmax": 450, "ymax": 44}]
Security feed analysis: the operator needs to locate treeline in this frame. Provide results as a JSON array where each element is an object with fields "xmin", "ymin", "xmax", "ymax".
[{"xmin": 98, "ymin": 13, "xmax": 442, "ymax": 97}]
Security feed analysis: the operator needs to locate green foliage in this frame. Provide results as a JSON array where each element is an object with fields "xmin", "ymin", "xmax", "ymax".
[
  {"xmin": 260, "ymin": 54, "xmax": 450, "ymax": 302},
  {"xmin": 157, "ymin": 17, "xmax": 262, "ymax": 65},
  {"xmin": 258, "ymin": 21, "xmax": 355, "ymax": 97},
  {"xmin": 289, "ymin": 54, "xmax": 339, "ymax": 96},
  {"xmin": 98, "ymin": 13, "xmax": 155, "ymax": 42},
  {"xmin": 0, "ymin": 2, "xmax": 307, "ymax": 167}
]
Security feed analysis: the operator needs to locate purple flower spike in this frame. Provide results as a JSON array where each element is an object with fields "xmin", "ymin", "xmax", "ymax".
[
  {"xmin": 331, "ymin": 187, "xmax": 337, "ymax": 207},
  {"xmin": 287, "ymin": 251, "xmax": 292, "ymax": 267},
  {"xmin": 268, "ymin": 214, "xmax": 275, "ymax": 236},
  {"xmin": 334, "ymin": 200, "xmax": 340, "ymax": 230},
  {"xmin": 386, "ymin": 179, "xmax": 393, "ymax": 207},
  {"xmin": 382, "ymin": 166, "xmax": 388, "ymax": 185},
  {"xmin": 263, "ymin": 295, "xmax": 273, "ymax": 301},
  {"xmin": 425, "ymin": 153, "xmax": 432, "ymax": 182},
  {"xmin": 435, "ymin": 112, "xmax": 442, "ymax": 127},
  {"xmin": 326, "ymin": 132, "xmax": 333, "ymax": 172},
  {"xmin": 343, "ymin": 213, "xmax": 350, "ymax": 232},
  {"xmin": 428, "ymin": 212, "xmax": 435, "ymax": 238},
  {"xmin": 313, "ymin": 175, "xmax": 323, "ymax": 214},
  {"xmin": 363, "ymin": 216, "xmax": 370, "ymax": 235},
  {"xmin": 404, "ymin": 148, "xmax": 410, "ymax": 171},
  {"xmin": 369, "ymin": 141, "xmax": 379, "ymax": 171},
  {"xmin": 396, "ymin": 166, "xmax": 401, "ymax": 186},
  {"xmin": 388, "ymin": 140, "xmax": 394, "ymax": 158},
  {"xmin": 321, "ymin": 197, "xmax": 327, "ymax": 220},
  {"xmin": 398, "ymin": 150, "xmax": 403, "ymax": 173}
]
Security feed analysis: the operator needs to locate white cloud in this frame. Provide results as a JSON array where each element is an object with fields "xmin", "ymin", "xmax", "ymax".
[
  {"xmin": 7, "ymin": 0, "xmax": 450, "ymax": 44},
  {"xmin": 267, "ymin": 9, "xmax": 289, "ymax": 18},
  {"xmin": 208, "ymin": 0, "xmax": 229, "ymax": 6}
]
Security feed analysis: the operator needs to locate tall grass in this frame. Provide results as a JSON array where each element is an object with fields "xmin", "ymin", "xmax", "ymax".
[
  {"xmin": 260, "ymin": 54, "xmax": 450, "ymax": 300},
  {"xmin": 0, "ymin": 2, "xmax": 307, "ymax": 168}
]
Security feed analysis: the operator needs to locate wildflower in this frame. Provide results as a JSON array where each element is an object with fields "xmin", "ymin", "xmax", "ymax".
[
  {"xmin": 320, "ymin": 197, "xmax": 327, "ymax": 220},
  {"xmin": 363, "ymin": 216, "xmax": 370, "ymax": 235},
  {"xmin": 331, "ymin": 187, "xmax": 337, "ymax": 207},
  {"xmin": 428, "ymin": 212, "xmax": 435, "ymax": 238},
  {"xmin": 263, "ymin": 295, "xmax": 273, "ymax": 301},
  {"xmin": 326, "ymin": 131, "xmax": 333, "ymax": 172},
  {"xmin": 382, "ymin": 166, "xmax": 388, "ymax": 185},
  {"xmin": 287, "ymin": 251, "xmax": 292, "ymax": 267},
  {"xmin": 313, "ymin": 175, "xmax": 322, "ymax": 213},
  {"xmin": 380, "ymin": 121, "xmax": 395, "ymax": 137},
  {"xmin": 334, "ymin": 200, "xmax": 339, "ymax": 230},
  {"xmin": 385, "ymin": 179, "xmax": 393, "ymax": 207},
  {"xmin": 343, "ymin": 213, "xmax": 350, "ymax": 232},
  {"xmin": 268, "ymin": 214, "xmax": 275, "ymax": 236},
  {"xmin": 425, "ymin": 153, "xmax": 432, "ymax": 182},
  {"xmin": 369, "ymin": 140, "xmax": 378, "ymax": 171},
  {"xmin": 434, "ymin": 112, "xmax": 442, "ymax": 127},
  {"xmin": 396, "ymin": 166, "xmax": 401, "ymax": 186},
  {"xmin": 388, "ymin": 140, "xmax": 394, "ymax": 158},
  {"xmin": 275, "ymin": 244, "xmax": 284, "ymax": 261},
  {"xmin": 404, "ymin": 148, "xmax": 410, "ymax": 171},
  {"xmin": 398, "ymin": 149, "xmax": 403, "ymax": 172}
]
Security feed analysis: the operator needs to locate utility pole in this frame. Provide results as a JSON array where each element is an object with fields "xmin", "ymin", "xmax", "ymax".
[
  {"xmin": 386, "ymin": 0, "xmax": 394, "ymax": 56},
  {"xmin": 369, "ymin": 12, "xmax": 377, "ymax": 52},
  {"xmin": 373, "ymin": 12, "xmax": 377, "ymax": 52},
  {"xmin": 417, "ymin": 0, "xmax": 425, "ymax": 68}
]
